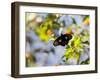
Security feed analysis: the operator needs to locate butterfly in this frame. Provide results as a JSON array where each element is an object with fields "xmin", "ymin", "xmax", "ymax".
[{"xmin": 53, "ymin": 33, "xmax": 72, "ymax": 46}]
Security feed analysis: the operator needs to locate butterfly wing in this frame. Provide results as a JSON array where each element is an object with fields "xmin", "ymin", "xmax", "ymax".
[{"xmin": 53, "ymin": 34, "xmax": 72, "ymax": 46}]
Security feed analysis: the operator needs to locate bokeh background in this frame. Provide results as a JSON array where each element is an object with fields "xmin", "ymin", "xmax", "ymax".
[{"xmin": 25, "ymin": 12, "xmax": 90, "ymax": 67}]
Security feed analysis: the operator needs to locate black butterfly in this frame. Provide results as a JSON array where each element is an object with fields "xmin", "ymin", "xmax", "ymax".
[{"xmin": 53, "ymin": 33, "xmax": 72, "ymax": 46}]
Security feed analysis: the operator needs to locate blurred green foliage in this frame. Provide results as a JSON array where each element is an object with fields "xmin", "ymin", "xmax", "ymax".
[{"xmin": 34, "ymin": 14, "xmax": 60, "ymax": 43}]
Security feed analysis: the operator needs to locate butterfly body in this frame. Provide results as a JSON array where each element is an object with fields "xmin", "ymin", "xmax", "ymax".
[{"xmin": 53, "ymin": 33, "xmax": 72, "ymax": 46}]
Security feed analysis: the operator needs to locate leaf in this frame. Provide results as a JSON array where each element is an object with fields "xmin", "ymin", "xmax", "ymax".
[
  {"xmin": 83, "ymin": 15, "xmax": 90, "ymax": 25},
  {"xmin": 80, "ymin": 58, "xmax": 90, "ymax": 64},
  {"xmin": 75, "ymin": 53, "xmax": 80, "ymax": 63},
  {"xmin": 64, "ymin": 47, "xmax": 74, "ymax": 59}
]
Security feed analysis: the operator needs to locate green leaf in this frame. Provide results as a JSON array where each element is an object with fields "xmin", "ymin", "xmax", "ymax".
[{"xmin": 80, "ymin": 58, "xmax": 90, "ymax": 64}]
